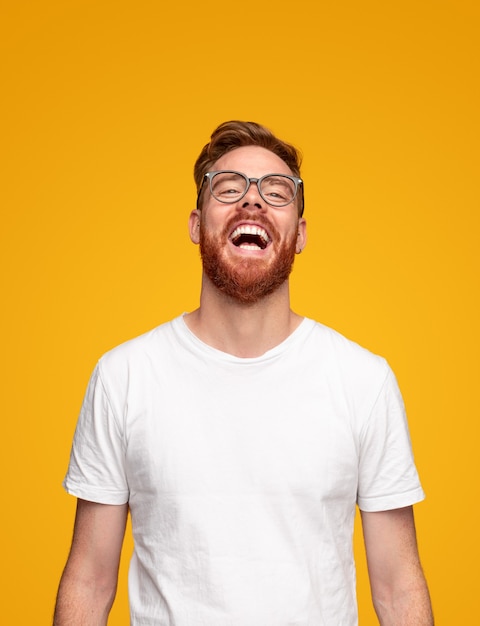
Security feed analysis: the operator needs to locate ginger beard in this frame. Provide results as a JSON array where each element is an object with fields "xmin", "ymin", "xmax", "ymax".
[{"xmin": 199, "ymin": 210, "xmax": 298, "ymax": 305}]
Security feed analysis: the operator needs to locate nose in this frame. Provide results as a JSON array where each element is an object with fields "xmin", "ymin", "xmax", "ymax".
[{"xmin": 240, "ymin": 179, "xmax": 264, "ymax": 210}]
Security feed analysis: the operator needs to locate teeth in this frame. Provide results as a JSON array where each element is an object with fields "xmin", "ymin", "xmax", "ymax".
[{"xmin": 230, "ymin": 225, "xmax": 270, "ymax": 244}]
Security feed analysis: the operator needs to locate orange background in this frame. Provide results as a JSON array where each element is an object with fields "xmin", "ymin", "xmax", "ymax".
[{"xmin": 1, "ymin": 1, "xmax": 478, "ymax": 623}]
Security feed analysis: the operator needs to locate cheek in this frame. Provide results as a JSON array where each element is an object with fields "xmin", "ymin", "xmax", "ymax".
[
  {"xmin": 281, "ymin": 220, "xmax": 300, "ymax": 242},
  {"xmin": 200, "ymin": 218, "xmax": 228, "ymax": 243},
  {"xmin": 200, "ymin": 206, "xmax": 228, "ymax": 232}
]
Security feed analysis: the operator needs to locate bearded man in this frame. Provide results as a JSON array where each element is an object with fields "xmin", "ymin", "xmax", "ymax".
[{"xmin": 54, "ymin": 121, "xmax": 433, "ymax": 625}]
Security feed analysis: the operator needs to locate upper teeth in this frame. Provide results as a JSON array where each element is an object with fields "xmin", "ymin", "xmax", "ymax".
[{"xmin": 230, "ymin": 225, "xmax": 270, "ymax": 244}]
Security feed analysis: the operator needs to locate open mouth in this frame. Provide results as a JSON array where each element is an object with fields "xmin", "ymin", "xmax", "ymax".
[{"xmin": 230, "ymin": 225, "xmax": 271, "ymax": 250}]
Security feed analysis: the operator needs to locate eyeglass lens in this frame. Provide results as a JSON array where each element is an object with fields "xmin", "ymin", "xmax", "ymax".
[{"xmin": 210, "ymin": 172, "xmax": 296, "ymax": 207}]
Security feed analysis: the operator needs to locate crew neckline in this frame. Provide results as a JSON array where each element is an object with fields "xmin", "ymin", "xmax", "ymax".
[{"xmin": 175, "ymin": 314, "xmax": 314, "ymax": 364}]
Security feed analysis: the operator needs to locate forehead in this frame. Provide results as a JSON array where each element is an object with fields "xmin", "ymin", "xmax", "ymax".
[{"xmin": 213, "ymin": 146, "xmax": 293, "ymax": 177}]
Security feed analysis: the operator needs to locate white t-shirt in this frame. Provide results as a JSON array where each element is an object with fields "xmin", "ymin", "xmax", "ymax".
[{"xmin": 64, "ymin": 316, "xmax": 424, "ymax": 625}]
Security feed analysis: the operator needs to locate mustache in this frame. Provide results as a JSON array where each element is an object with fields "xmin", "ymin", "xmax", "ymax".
[{"xmin": 218, "ymin": 210, "xmax": 280, "ymax": 240}]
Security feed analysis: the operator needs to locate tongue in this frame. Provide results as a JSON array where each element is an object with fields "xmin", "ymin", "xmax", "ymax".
[
  {"xmin": 239, "ymin": 242, "xmax": 262, "ymax": 250},
  {"xmin": 233, "ymin": 234, "xmax": 265, "ymax": 249}
]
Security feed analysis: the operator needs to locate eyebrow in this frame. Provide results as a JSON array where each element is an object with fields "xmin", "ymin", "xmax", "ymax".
[{"xmin": 263, "ymin": 176, "xmax": 293, "ymax": 187}]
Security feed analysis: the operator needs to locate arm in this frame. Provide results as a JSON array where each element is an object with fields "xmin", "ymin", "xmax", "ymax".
[
  {"xmin": 361, "ymin": 506, "xmax": 433, "ymax": 625},
  {"xmin": 53, "ymin": 498, "xmax": 128, "ymax": 626}
]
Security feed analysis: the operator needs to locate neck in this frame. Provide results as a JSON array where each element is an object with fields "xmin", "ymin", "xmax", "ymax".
[{"xmin": 184, "ymin": 275, "xmax": 303, "ymax": 358}]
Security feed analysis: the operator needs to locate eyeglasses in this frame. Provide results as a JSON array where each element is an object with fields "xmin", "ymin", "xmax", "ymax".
[{"xmin": 197, "ymin": 170, "xmax": 304, "ymax": 215}]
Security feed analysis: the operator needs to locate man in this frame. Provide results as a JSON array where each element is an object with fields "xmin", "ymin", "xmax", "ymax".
[{"xmin": 54, "ymin": 121, "xmax": 433, "ymax": 625}]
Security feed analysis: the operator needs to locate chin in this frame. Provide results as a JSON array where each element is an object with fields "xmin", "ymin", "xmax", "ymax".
[{"xmin": 200, "ymin": 236, "xmax": 296, "ymax": 305}]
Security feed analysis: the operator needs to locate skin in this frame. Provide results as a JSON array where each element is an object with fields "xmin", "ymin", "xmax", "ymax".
[
  {"xmin": 53, "ymin": 145, "xmax": 433, "ymax": 624},
  {"xmin": 362, "ymin": 507, "xmax": 434, "ymax": 625},
  {"xmin": 186, "ymin": 146, "xmax": 307, "ymax": 358},
  {"xmin": 53, "ymin": 500, "xmax": 128, "ymax": 625}
]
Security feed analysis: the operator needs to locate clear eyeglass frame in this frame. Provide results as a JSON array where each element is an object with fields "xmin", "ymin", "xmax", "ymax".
[{"xmin": 197, "ymin": 170, "xmax": 304, "ymax": 215}]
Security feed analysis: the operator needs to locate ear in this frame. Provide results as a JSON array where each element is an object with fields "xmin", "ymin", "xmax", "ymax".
[
  {"xmin": 296, "ymin": 218, "xmax": 307, "ymax": 254},
  {"xmin": 189, "ymin": 209, "xmax": 201, "ymax": 244}
]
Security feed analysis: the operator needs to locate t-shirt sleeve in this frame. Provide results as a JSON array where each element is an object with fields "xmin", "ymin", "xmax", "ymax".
[
  {"xmin": 63, "ymin": 363, "xmax": 129, "ymax": 504},
  {"xmin": 357, "ymin": 366, "xmax": 425, "ymax": 512}
]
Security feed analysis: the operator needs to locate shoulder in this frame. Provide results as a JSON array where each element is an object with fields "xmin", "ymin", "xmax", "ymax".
[
  {"xmin": 298, "ymin": 319, "xmax": 398, "ymax": 417},
  {"xmin": 101, "ymin": 317, "xmax": 179, "ymax": 363},
  {"xmin": 94, "ymin": 317, "xmax": 184, "ymax": 387},
  {"xmin": 304, "ymin": 318, "xmax": 390, "ymax": 379}
]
